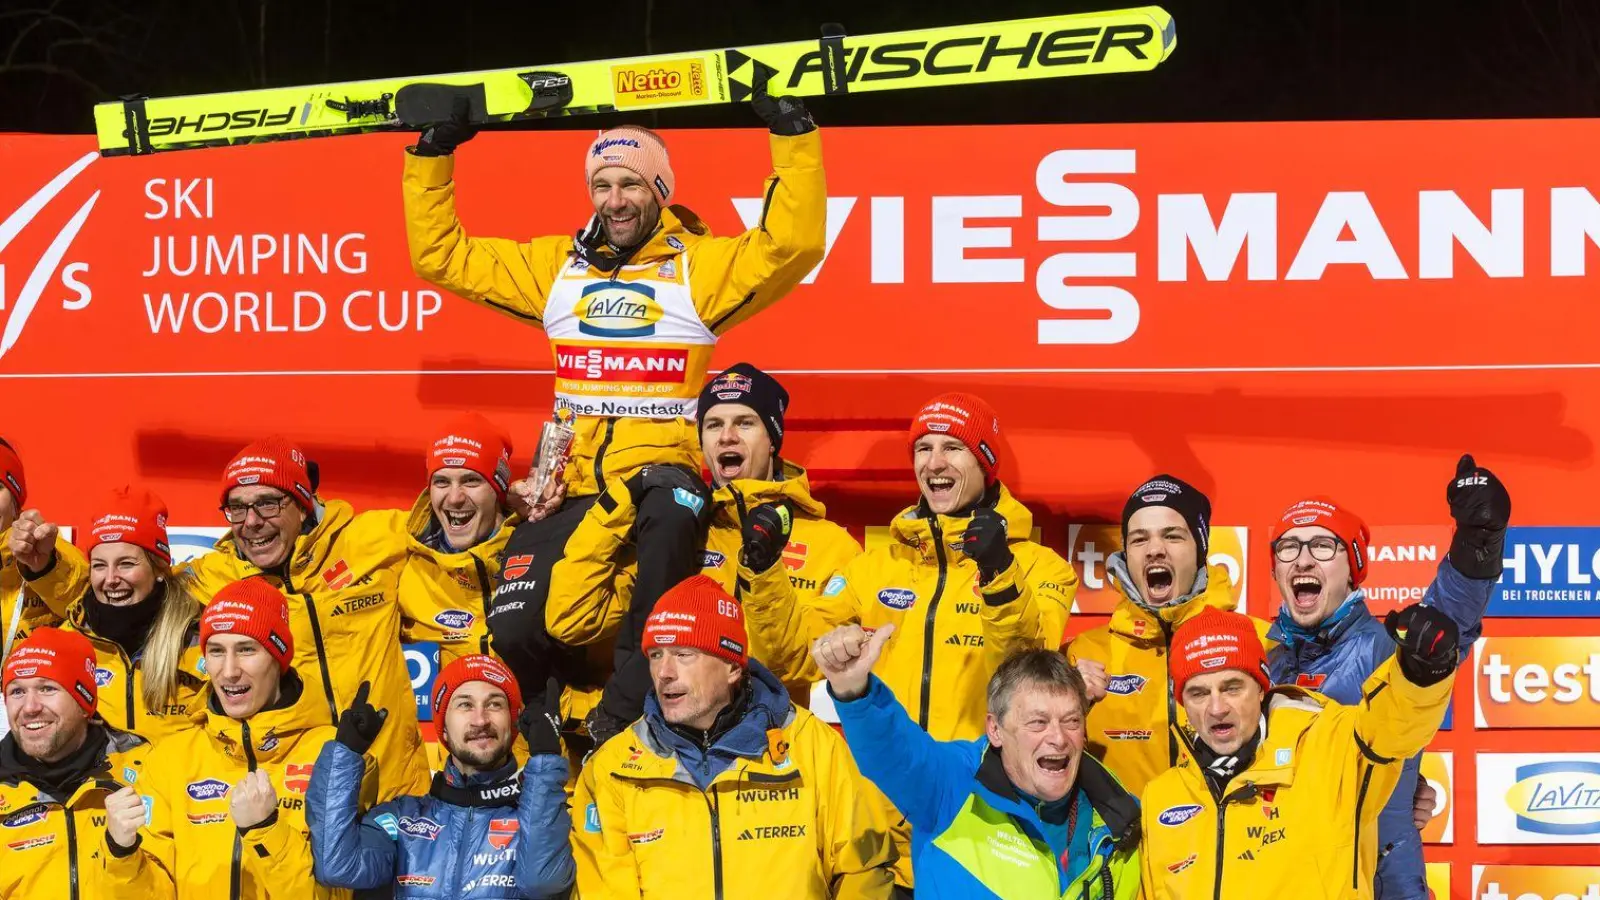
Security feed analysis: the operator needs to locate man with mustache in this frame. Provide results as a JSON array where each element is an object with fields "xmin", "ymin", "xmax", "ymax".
[
  {"xmin": 307, "ymin": 656, "xmax": 575, "ymax": 897},
  {"xmin": 402, "ymin": 88, "xmax": 826, "ymax": 739}
]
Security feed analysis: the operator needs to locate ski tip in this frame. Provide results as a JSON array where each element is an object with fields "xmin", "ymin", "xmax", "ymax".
[{"xmin": 1143, "ymin": 6, "xmax": 1178, "ymax": 60}]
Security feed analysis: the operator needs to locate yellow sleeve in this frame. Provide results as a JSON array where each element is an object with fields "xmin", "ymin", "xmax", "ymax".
[
  {"xmin": 686, "ymin": 131, "xmax": 826, "ymax": 333},
  {"xmin": 817, "ymin": 726, "xmax": 897, "ymax": 899},
  {"xmin": 20, "ymin": 535, "xmax": 88, "ymax": 618},
  {"xmin": 102, "ymin": 764, "xmax": 179, "ymax": 897},
  {"xmin": 978, "ymin": 555, "xmax": 1044, "ymax": 670},
  {"xmin": 174, "ymin": 549, "xmax": 241, "ymax": 604},
  {"xmin": 1352, "ymin": 654, "xmax": 1454, "ymax": 764},
  {"xmin": 739, "ymin": 560, "xmax": 847, "ymax": 690},
  {"xmin": 572, "ymin": 758, "xmax": 643, "ymax": 900},
  {"xmin": 1022, "ymin": 546, "xmax": 1078, "ymax": 652},
  {"xmin": 546, "ymin": 480, "xmax": 635, "ymax": 646},
  {"xmin": 240, "ymin": 811, "xmax": 316, "ymax": 899},
  {"xmin": 402, "ymin": 150, "xmax": 570, "ymax": 325}
]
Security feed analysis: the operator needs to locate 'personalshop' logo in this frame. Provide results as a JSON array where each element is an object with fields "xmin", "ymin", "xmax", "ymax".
[
  {"xmin": 1158, "ymin": 804, "xmax": 1203, "ymax": 827},
  {"xmin": 1106, "ymin": 674, "xmax": 1147, "ymax": 696}
]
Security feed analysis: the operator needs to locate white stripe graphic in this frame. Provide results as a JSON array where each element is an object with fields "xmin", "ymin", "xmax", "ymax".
[
  {"xmin": 0, "ymin": 151, "xmax": 97, "ymax": 254},
  {"xmin": 0, "ymin": 190, "xmax": 100, "ymax": 360}
]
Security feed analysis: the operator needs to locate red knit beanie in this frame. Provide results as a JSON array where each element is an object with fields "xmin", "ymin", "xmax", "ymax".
[
  {"xmin": 0, "ymin": 439, "xmax": 26, "ymax": 509},
  {"xmin": 220, "ymin": 437, "xmax": 315, "ymax": 511},
  {"xmin": 1169, "ymin": 608, "xmax": 1271, "ymax": 697},
  {"xmin": 642, "ymin": 574, "xmax": 748, "ymax": 667},
  {"xmin": 585, "ymin": 126, "xmax": 675, "ymax": 203},
  {"xmin": 85, "ymin": 485, "xmax": 172, "ymax": 566},
  {"xmin": 908, "ymin": 392, "xmax": 1002, "ymax": 484},
  {"xmin": 428, "ymin": 413, "xmax": 514, "ymax": 503},
  {"xmin": 200, "ymin": 578, "xmax": 294, "ymax": 672},
  {"xmin": 3, "ymin": 627, "xmax": 97, "ymax": 715},
  {"xmin": 433, "ymin": 655, "xmax": 524, "ymax": 723},
  {"xmin": 1270, "ymin": 497, "xmax": 1371, "ymax": 587}
]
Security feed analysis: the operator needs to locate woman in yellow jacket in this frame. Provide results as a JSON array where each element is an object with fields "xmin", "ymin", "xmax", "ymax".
[
  {"xmin": 13, "ymin": 486, "xmax": 205, "ymax": 745},
  {"xmin": 1064, "ymin": 475, "xmax": 1271, "ymax": 797},
  {"xmin": 0, "ymin": 626, "xmax": 149, "ymax": 900},
  {"xmin": 403, "ymin": 90, "xmax": 826, "ymax": 724},
  {"xmin": 545, "ymin": 364, "xmax": 861, "ymax": 710},
  {"xmin": 1139, "ymin": 606, "xmax": 1457, "ymax": 900},
  {"xmin": 102, "ymin": 577, "xmax": 375, "ymax": 900}
]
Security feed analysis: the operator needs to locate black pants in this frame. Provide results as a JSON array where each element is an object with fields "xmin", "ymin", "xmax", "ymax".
[
  {"xmin": 486, "ymin": 485, "xmax": 704, "ymax": 719},
  {"xmin": 486, "ymin": 494, "xmax": 599, "ymax": 704},
  {"xmin": 598, "ymin": 484, "xmax": 706, "ymax": 721}
]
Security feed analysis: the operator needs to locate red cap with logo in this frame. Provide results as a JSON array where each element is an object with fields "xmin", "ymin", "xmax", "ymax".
[
  {"xmin": 641, "ymin": 574, "xmax": 748, "ymax": 668},
  {"xmin": 908, "ymin": 392, "xmax": 1002, "ymax": 484},
  {"xmin": 1269, "ymin": 497, "xmax": 1371, "ymax": 587},
  {"xmin": 0, "ymin": 439, "xmax": 26, "ymax": 509},
  {"xmin": 428, "ymin": 413, "xmax": 514, "ymax": 503},
  {"xmin": 85, "ymin": 485, "xmax": 172, "ymax": 566},
  {"xmin": 200, "ymin": 577, "xmax": 295, "ymax": 672},
  {"xmin": 219, "ymin": 437, "xmax": 315, "ymax": 512},
  {"xmin": 3, "ymin": 627, "xmax": 98, "ymax": 715},
  {"xmin": 1169, "ymin": 608, "xmax": 1271, "ymax": 697},
  {"xmin": 433, "ymin": 654, "xmax": 524, "ymax": 723}
]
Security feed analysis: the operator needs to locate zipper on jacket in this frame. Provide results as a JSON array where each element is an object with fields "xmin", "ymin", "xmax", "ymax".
[
  {"xmin": 65, "ymin": 803, "xmax": 80, "ymax": 900},
  {"xmin": 445, "ymin": 806, "xmax": 475, "ymax": 894},
  {"xmin": 1160, "ymin": 619, "xmax": 1179, "ymax": 768},
  {"xmin": 120, "ymin": 647, "xmax": 137, "ymax": 732},
  {"xmin": 730, "ymin": 485, "xmax": 748, "ymax": 600},
  {"xmin": 471, "ymin": 556, "xmax": 493, "ymax": 657},
  {"xmin": 593, "ymin": 418, "xmax": 617, "ymax": 490},
  {"xmin": 285, "ymin": 569, "xmax": 338, "ymax": 726},
  {"xmin": 1211, "ymin": 798, "xmax": 1229, "ymax": 900},
  {"xmin": 917, "ymin": 518, "xmax": 950, "ymax": 732},
  {"xmin": 1353, "ymin": 763, "xmax": 1375, "ymax": 889},
  {"xmin": 706, "ymin": 790, "xmax": 725, "ymax": 900},
  {"xmin": 232, "ymin": 721, "xmax": 257, "ymax": 900}
]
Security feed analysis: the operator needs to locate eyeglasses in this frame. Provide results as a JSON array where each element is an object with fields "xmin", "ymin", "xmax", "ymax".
[
  {"xmin": 220, "ymin": 495, "xmax": 291, "ymax": 524},
  {"xmin": 1273, "ymin": 536, "xmax": 1342, "ymax": 563}
]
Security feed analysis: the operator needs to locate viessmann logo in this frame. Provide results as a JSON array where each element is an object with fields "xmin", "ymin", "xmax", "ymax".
[
  {"xmin": 552, "ymin": 345, "xmax": 688, "ymax": 382},
  {"xmin": 0, "ymin": 152, "xmax": 101, "ymax": 363}
]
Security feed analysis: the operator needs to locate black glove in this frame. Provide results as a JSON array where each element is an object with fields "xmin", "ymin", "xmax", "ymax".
[
  {"xmin": 582, "ymin": 700, "xmax": 631, "ymax": 756},
  {"xmin": 335, "ymin": 681, "xmax": 387, "ymax": 755},
  {"xmin": 1446, "ymin": 453, "xmax": 1512, "ymax": 580},
  {"xmin": 1385, "ymin": 605, "xmax": 1460, "ymax": 687},
  {"xmin": 623, "ymin": 464, "xmax": 711, "ymax": 516},
  {"xmin": 751, "ymin": 87, "xmax": 816, "ymax": 136},
  {"xmin": 960, "ymin": 508, "xmax": 1014, "ymax": 584},
  {"xmin": 413, "ymin": 97, "xmax": 478, "ymax": 157},
  {"xmin": 518, "ymin": 677, "xmax": 564, "ymax": 757},
  {"xmin": 740, "ymin": 502, "xmax": 793, "ymax": 573}
]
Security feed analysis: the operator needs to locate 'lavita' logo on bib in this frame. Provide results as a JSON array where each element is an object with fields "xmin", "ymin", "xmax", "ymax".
[{"xmin": 576, "ymin": 282, "xmax": 662, "ymax": 338}]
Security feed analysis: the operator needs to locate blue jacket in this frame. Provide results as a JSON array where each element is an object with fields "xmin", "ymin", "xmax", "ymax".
[
  {"xmin": 306, "ymin": 740, "xmax": 574, "ymax": 898},
  {"xmin": 835, "ymin": 675, "xmax": 1142, "ymax": 900},
  {"xmin": 1267, "ymin": 558, "xmax": 1491, "ymax": 900}
]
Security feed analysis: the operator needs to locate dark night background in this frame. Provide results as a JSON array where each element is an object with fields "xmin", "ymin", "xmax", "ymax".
[{"xmin": 2, "ymin": 0, "xmax": 1598, "ymax": 134}]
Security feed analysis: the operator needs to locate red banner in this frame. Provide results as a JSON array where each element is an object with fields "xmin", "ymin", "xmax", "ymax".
[{"xmin": 5, "ymin": 122, "xmax": 1600, "ymax": 894}]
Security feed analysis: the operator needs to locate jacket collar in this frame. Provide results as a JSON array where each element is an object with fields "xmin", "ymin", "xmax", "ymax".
[
  {"xmin": 1173, "ymin": 687, "xmax": 1329, "ymax": 794},
  {"xmin": 973, "ymin": 742, "xmax": 1141, "ymax": 848},
  {"xmin": 710, "ymin": 462, "xmax": 827, "ymax": 526},
  {"xmin": 1106, "ymin": 560, "xmax": 1238, "ymax": 642},
  {"xmin": 203, "ymin": 669, "xmax": 324, "ymax": 764},
  {"xmin": 404, "ymin": 491, "xmax": 517, "ymax": 558},
  {"xmin": 214, "ymin": 498, "xmax": 353, "ymax": 580},
  {"xmin": 429, "ymin": 756, "xmax": 521, "ymax": 807},
  {"xmin": 621, "ymin": 661, "xmax": 797, "ymax": 786},
  {"xmin": 1267, "ymin": 591, "xmax": 1373, "ymax": 651},
  {"xmin": 888, "ymin": 482, "xmax": 1034, "ymax": 562}
]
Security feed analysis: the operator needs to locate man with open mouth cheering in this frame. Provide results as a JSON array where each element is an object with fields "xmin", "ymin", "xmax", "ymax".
[{"xmin": 1065, "ymin": 476, "xmax": 1270, "ymax": 798}]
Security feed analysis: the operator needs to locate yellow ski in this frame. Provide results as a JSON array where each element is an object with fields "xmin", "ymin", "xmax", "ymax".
[{"xmin": 95, "ymin": 6, "xmax": 1175, "ymax": 156}]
